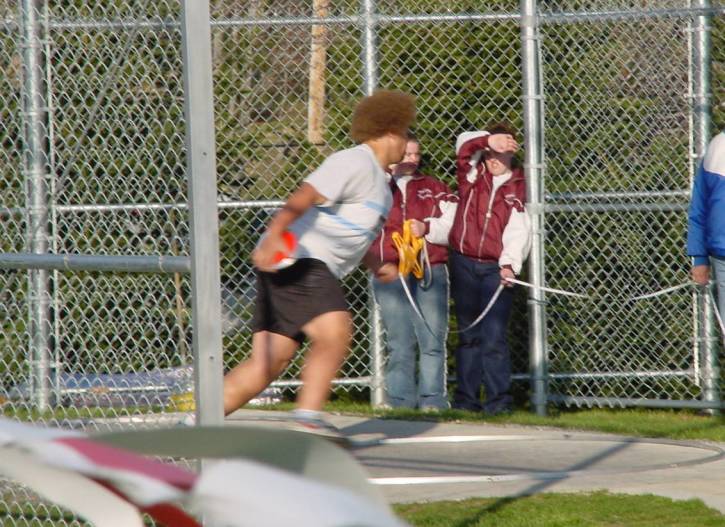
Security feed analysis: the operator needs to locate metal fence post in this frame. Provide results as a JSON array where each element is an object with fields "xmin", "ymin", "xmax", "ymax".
[
  {"xmin": 369, "ymin": 276, "xmax": 386, "ymax": 406},
  {"xmin": 520, "ymin": 0, "xmax": 548, "ymax": 416},
  {"xmin": 699, "ymin": 288, "xmax": 721, "ymax": 411},
  {"xmin": 692, "ymin": 0, "xmax": 711, "ymax": 153},
  {"xmin": 20, "ymin": 0, "xmax": 53, "ymax": 411},
  {"xmin": 360, "ymin": 0, "xmax": 386, "ymax": 407},
  {"xmin": 691, "ymin": 0, "xmax": 719, "ymax": 413},
  {"xmin": 180, "ymin": 0, "xmax": 224, "ymax": 426},
  {"xmin": 360, "ymin": 0, "xmax": 378, "ymax": 96}
]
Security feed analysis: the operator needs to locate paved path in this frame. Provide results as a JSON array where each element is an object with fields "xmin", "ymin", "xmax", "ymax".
[{"xmin": 227, "ymin": 410, "xmax": 725, "ymax": 514}]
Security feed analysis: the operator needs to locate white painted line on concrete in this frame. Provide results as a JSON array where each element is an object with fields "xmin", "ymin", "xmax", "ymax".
[
  {"xmin": 376, "ymin": 435, "xmax": 534, "ymax": 445},
  {"xmin": 371, "ymin": 472, "xmax": 568, "ymax": 485}
]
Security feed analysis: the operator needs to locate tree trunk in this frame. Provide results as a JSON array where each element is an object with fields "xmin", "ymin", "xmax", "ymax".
[{"xmin": 308, "ymin": 0, "xmax": 330, "ymax": 146}]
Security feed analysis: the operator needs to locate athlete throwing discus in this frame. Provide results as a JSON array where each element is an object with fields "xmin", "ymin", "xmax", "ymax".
[{"xmin": 223, "ymin": 90, "xmax": 416, "ymax": 439}]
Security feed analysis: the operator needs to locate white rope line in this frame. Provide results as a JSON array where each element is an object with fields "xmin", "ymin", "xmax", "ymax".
[
  {"xmin": 455, "ymin": 284, "xmax": 504, "ymax": 334},
  {"xmin": 419, "ymin": 241, "xmax": 432, "ymax": 289},
  {"xmin": 508, "ymin": 278, "xmax": 695, "ymax": 303},
  {"xmin": 398, "ymin": 273, "xmax": 436, "ymax": 336},
  {"xmin": 399, "ymin": 271, "xmax": 724, "ymax": 339},
  {"xmin": 626, "ymin": 283, "xmax": 693, "ymax": 302},
  {"xmin": 399, "ymin": 275, "xmax": 503, "ymax": 335},
  {"xmin": 505, "ymin": 278, "xmax": 588, "ymax": 299}
]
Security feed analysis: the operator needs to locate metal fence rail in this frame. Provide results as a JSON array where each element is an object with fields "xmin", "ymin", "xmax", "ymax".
[{"xmin": 0, "ymin": 0, "xmax": 723, "ymax": 522}]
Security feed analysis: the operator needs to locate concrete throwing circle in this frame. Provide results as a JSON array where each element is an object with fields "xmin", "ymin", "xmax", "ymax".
[{"xmin": 350, "ymin": 434, "xmax": 725, "ymax": 486}]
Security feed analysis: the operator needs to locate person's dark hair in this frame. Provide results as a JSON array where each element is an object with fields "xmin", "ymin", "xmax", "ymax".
[
  {"xmin": 486, "ymin": 121, "xmax": 517, "ymax": 140},
  {"xmin": 486, "ymin": 121, "xmax": 521, "ymax": 169},
  {"xmin": 404, "ymin": 130, "xmax": 427, "ymax": 170},
  {"xmin": 350, "ymin": 90, "xmax": 416, "ymax": 144}
]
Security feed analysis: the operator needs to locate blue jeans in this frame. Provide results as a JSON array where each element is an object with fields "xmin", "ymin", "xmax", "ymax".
[
  {"xmin": 449, "ymin": 251, "xmax": 514, "ymax": 413},
  {"xmin": 713, "ymin": 256, "xmax": 725, "ymax": 318},
  {"xmin": 373, "ymin": 263, "xmax": 449, "ymax": 409}
]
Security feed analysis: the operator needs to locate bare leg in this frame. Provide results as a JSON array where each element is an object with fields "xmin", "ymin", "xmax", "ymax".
[
  {"xmin": 296, "ymin": 311, "xmax": 353, "ymax": 411},
  {"xmin": 223, "ymin": 331, "xmax": 299, "ymax": 415}
]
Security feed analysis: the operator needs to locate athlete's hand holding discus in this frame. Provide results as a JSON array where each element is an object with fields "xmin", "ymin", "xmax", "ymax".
[
  {"xmin": 252, "ymin": 182, "xmax": 324, "ymax": 272},
  {"xmin": 252, "ymin": 231, "xmax": 295, "ymax": 272}
]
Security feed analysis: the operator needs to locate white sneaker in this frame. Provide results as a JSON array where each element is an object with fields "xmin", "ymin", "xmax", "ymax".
[{"xmin": 175, "ymin": 413, "xmax": 195, "ymax": 427}]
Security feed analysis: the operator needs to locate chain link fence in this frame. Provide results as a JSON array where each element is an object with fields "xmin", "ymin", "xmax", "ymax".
[
  {"xmin": 0, "ymin": 0, "xmax": 188, "ymax": 423},
  {"xmin": 0, "ymin": 0, "xmax": 724, "ymax": 522},
  {"xmin": 539, "ymin": 2, "xmax": 723, "ymax": 408}
]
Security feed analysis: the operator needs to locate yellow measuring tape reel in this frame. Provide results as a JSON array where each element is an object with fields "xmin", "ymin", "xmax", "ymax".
[{"xmin": 391, "ymin": 219, "xmax": 425, "ymax": 279}]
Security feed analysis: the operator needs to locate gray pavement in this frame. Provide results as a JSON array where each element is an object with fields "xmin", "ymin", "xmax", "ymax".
[{"xmin": 226, "ymin": 410, "xmax": 725, "ymax": 514}]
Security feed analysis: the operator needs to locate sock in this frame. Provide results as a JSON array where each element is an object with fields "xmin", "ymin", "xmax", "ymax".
[{"xmin": 292, "ymin": 408, "xmax": 322, "ymax": 421}]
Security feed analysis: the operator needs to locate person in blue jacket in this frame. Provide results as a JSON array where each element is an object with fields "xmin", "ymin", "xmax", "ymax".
[{"xmin": 687, "ymin": 131, "xmax": 725, "ymax": 317}]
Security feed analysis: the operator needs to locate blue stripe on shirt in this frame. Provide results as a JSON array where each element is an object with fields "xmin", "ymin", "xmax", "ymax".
[
  {"xmin": 363, "ymin": 200, "xmax": 389, "ymax": 216},
  {"xmin": 317, "ymin": 207, "xmax": 377, "ymax": 241}
]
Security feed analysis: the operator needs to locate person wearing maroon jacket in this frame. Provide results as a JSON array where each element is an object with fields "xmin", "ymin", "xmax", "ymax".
[
  {"xmin": 448, "ymin": 123, "xmax": 531, "ymax": 414},
  {"xmin": 369, "ymin": 134, "xmax": 458, "ymax": 410}
]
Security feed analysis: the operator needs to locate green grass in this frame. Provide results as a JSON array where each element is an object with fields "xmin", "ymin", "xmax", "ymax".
[
  {"xmin": 4, "ymin": 398, "xmax": 724, "ymax": 442},
  {"xmin": 253, "ymin": 401, "xmax": 725, "ymax": 443},
  {"xmin": 1, "ymin": 492, "xmax": 723, "ymax": 527},
  {"xmin": 394, "ymin": 491, "xmax": 725, "ymax": 526},
  {"xmin": 501, "ymin": 407, "xmax": 725, "ymax": 442}
]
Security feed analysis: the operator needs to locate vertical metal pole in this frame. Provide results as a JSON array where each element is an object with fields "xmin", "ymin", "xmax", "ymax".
[
  {"xmin": 360, "ymin": 0, "xmax": 385, "ymax": 406},
  {"xmin": 369, "ymin": 276, "xmax": 386, "ymax": 406},
  {"xmin": 692, "ymin": 0, "xmax": 711, "ymax": 154},
  {"xmin": 180, "ymin": 0, "xmax": 224, "ymax": 426},
  {"xmin": 687, "ymin": 0, "xmax": 702, "ymax": 389},
  {"xmin": 691, "ymin": 0, "xmax": 719, "ymax": 413},
  {"xmin": 21, "ymin": 0, "xmax": 52, "ymax": 410},
  {"xmin": 520, "ymin": 0, "xmax": 548, "ymax": 416},
  {"xmin": 700, "ymin": 290, "xmax": 721, "ymax": 411},
  {"xmin": 170, "ymin": 208, "xmax": 189, "ymax": 365},
  {"xmin": 42, "ymin": 0, "xmax": 61, "ymax": 404},
  {"xmin": 360, "ymin": 0, "xmax": 378, "ymax": 96}
]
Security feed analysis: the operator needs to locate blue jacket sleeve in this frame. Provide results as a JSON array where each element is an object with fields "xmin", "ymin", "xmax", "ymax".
[{"xmin": 687, "ymin": 162, "xmax": 710, "ymax": 266}]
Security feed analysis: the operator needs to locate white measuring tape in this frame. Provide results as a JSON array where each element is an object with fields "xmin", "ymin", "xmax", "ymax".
[
  {"xmin": 506, "ymin": 278, "xmax": 697, "ymax": 302},
  {"xmin": 398, "ymin": 272, "xmax": 724, "ymax": 340},
  {"xmin": 504, "ymin": 278, "xmax": 587, "ymax": 299},
  {"xmin": 398, "ymin": 274, "xmax": 504, "ymax": 335}
]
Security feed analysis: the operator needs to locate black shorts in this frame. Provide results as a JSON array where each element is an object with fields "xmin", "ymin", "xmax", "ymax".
[{"xmin": 251, "ymin": 259, "xmax": 348, "ymax": 343}]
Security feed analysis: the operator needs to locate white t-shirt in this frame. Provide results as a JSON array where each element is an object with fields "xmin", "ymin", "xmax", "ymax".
[{"xmin": 287, "ymin": 144, "xmax": 392, "ymax": 278}]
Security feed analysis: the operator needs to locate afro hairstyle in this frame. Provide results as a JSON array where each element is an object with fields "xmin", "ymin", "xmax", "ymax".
[{"xmin": 350, "ymin": 90, "xmax": 416, "ymax": 144}]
